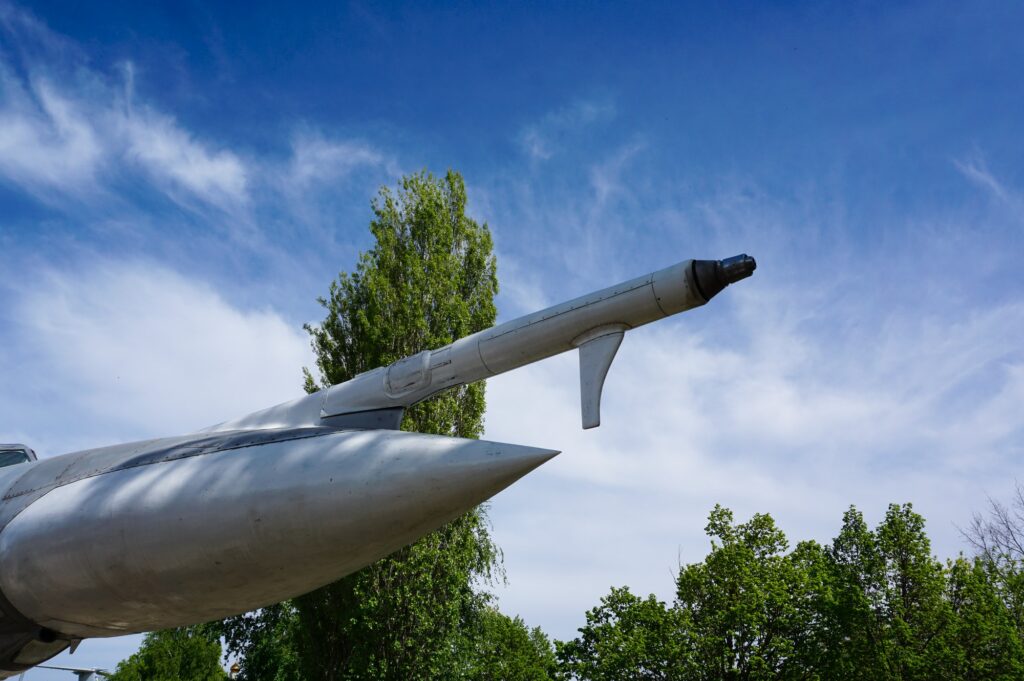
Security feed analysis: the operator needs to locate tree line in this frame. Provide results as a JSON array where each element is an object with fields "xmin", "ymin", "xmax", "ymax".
[
  {"xmin": 558, "ymin": 502, "xmax": 1024, "ymax": 680},
  {"xmin": 106, "ymin": 171, "xmax": 1022, "ymax": 680}
]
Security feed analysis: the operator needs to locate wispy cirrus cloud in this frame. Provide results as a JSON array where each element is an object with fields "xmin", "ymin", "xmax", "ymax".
[
  {"xmin": 588, "ymin": 139, "xmax": 646, "ymax": 210},
  {"xmin": 518, "ymin": 98, "xmax": 616, "ymax": 161},
  {"xmin": 0, "ymin": 6, "xmax": 401, "ymax": 233},
  {"xmin": 0, "ymin": 67, "xmax": 105, "ymax": 194},
  {"xmin": 286, "ymin": 132, "xmax": 400, "ymax": 190},
  {"xmin": 0, "ymin": 8, "xmax": 250, "ymax": 214},
  {"xmin": 0, "ymin": 1, "xmax": 410, "ymax": 324},
  {"xmin": 483, "ymin": 157, "xmax": 1024, "ymax": 639},
  {"xmin": 956, "ymin": 152, "xmax": 1012, "ymax": 204},
  {"xmin": 488, "ymin": 282, "xmax": 1024, "ymax": 633},
  {"xmin": 119, "ymin": 97, "xmax": 250, "ymax": 211},
  {"xmin": 954, "ymin": 151, "xmax": 1024, "ymax": 229}
]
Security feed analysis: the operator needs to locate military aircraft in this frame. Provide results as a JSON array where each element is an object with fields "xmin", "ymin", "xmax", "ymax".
[
  {"xmin": 0, "ymin": 254, "xmax": 755, "ymax": 677},
  {"xmin": 33, "ymin": 665, "xmax": 109, "ymax": 681}
]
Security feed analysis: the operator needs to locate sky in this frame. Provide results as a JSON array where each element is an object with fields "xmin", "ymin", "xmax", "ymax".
[{"xmin": 0, "ymin": 0, "xmax": 1022, "ymax": 676}]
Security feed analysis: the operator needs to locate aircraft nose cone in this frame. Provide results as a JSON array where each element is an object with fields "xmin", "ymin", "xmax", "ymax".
[
  {"xmin": 0, "ymin": 429, "xmax": 558, "ymax": 636},
  {"xmin": 437, "ymin": 438, "xmax": 560, "ymax": 500}
]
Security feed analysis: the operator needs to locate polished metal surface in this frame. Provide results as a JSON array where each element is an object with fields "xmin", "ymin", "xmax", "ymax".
[
  {"xmin": 207, "ymin": 255, "xmax": 754, "ymax": 433},
  {"xmin": 0, "ymin": 429, "xmax": 556, "ymax": 638}
]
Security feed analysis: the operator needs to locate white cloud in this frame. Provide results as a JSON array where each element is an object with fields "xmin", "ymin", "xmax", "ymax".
[
  {"xmin": 518, "ymin": 99, "xmax": 616, "ymax": 161},
  {"xmin": 0, "ymin": 7, "xmax": 407, "ymax": 246},
  {"xmin": 0, "ymin": 70, "xmax": 249, "ymax": 213},
  {"xmin": 286, "ymin": 132, "xmax": 399, "ymax": 189},
  {"xmin": 119, "ymin": 106, "xmax": 249, "ymax": 210},
  {"xmin": 0, "ymin": 68, "xmax": 104, "ymax": 194},
  {"xmin": 481, "ymin": 188, "xmax": 1024, "ymax": 639},
  {"xmin": 588, "ymin": 140, "xmax": 645, "ymax": 211},
  {"xmin": 954, "ymin": 150, "xmax": 1024, "ymax": 228},
  {"xmin": 0, "ymin": 8, "xmax": 249, "ymax": 214},
  {"xmin": 956, "ymin": 153, "xmax": 1011, "ymax": 204},
  {"xmin": 485, "ymin": 292, "xmax": 1024, "ymax": 639},
  {"xmin": 2, "ymin": 261, "xmax": 313, "ymax": 450}
]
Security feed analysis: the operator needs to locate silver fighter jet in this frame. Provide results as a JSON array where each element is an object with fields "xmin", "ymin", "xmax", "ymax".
[{"xmin": 0, "ymin": 254, "xmax": 755, "ymax": 676}]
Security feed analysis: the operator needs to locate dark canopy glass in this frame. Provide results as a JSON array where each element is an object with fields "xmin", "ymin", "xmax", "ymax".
[{"xmin": 0, "ymin": 449, "xmax": 31, "ymax": 468}]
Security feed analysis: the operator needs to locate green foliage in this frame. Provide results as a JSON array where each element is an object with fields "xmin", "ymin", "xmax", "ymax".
[
  {"xmin": 676, "ymin": 505, "xmax": 816, "ymax": 679},
  {"xmin": 938, "ymin": 557, "xmax": 1024, "ymax": 680},
  {"xmin": 303, "ymin": 168, "xmax": 497, "ymax": 440},
  {"xmin": 559, "ymin": 503, "xmax": 1024, "ymax": 681},
  {"xmin": 217, "ymin": 604, "xmax": 301, "ymax": 681},
  {"xmin": 557, "ymin": 587, "xmax": 690, "ymax": 680},
  {"xmin": 460, "ymin": 607, "xmax": 557, "ymax": 681},
  {"xmin": 290, "ymin": 511, "xmax": 500, "ymax": 680},
  {"xmin": 221, "ymin": 169, "xmax": 503, "ymax": 681},
  {"xmin": 822, "ymin": 504, "xmax": 951, "ymax": 679},
  {"xmin": 293, "ymin": 170, "xmax": 499, "ymax": 680},
  {"xmin": 964, "ymin": 482, "xmax": 1024, "ymax": 636},
  {"xmin": 108, "ymin": 628, "xmax": 227, "ymax": 681}
]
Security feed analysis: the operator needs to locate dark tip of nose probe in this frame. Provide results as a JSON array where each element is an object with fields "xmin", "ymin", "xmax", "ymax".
[{"xmin": 691, "ymin": 254, "xmax": 757, "ymax": 302}]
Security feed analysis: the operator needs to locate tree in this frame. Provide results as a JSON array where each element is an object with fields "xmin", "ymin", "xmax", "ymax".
[
  {"xmin": 965, "ymin": 483, "xmax": 1024, "ymax": 570},
  {"xmin": 556, "ymin": 587, "xmax": 690, "ymax": 681},
  {"xmin": 964, "ymin": 482, "xmax": 1024, "ymax": 633},
  {"xmin": 675, "ymin": 505, "xmax": 819, "ymax": 680},
  {"xmin": 108, "ymin": 628, "xmax": 227, "ymax": 681},
  {"xmin": 217, "ymin": 605, "xmax": 301, "ymax": 681},
  {"xmin": 557, "ymin": 503, "xmax": 1024, "ymax": 680},
  {"xmin": 461, "ymin": 607, "xmax": 557, "ymax": 681},
  {"xmin": 825, "ymin": 504, "xmax": 952, "ymax": 680},
  {"xmin": 557, "ymin": 507, "xmax": 826, "ymax": 681},
  {"xmin": 225, "ymin": 169, "xmax": 500, "ymax": 680},
  {"xmin": 937, "ymin": 556, "xmax": 1024, "ymax": 680}
]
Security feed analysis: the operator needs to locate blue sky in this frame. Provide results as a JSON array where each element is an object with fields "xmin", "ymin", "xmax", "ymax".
[{"xmin": 1, "ymin": 1, "xmax": 1022, "ymax": 676}]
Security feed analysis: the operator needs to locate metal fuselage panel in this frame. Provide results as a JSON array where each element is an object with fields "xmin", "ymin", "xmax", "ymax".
[
  {"xmin": 0, "ymin": 429, "xmax": 337, "ymax": 658},
  {"xmin": 0, "ymin": 427, "xmax": 554, "ymax": 640}
]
